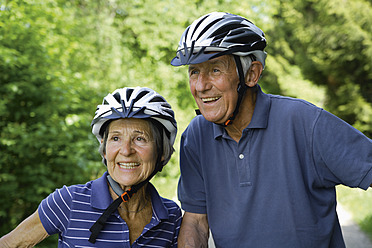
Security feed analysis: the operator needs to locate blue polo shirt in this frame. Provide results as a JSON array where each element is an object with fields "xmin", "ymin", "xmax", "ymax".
[
  {"xmin": 39, "ymin": 171, "xmax": 182, "ymax": 247},
  {"xmin": 178, "ymin": 86, "xmax": 372, "ymax": 248}
]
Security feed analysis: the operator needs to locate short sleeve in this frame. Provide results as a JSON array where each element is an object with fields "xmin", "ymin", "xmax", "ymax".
[
  {"xmin": 312, "ymin": 110, "xmax": 372, "ymax": 189},
  {"xmin": 38, "ymin": 185, "xmax": 73, "ymax": 235},
  {"xmin": 178, "ymin": 124, "xmax": 207, "ymax": 214},
  {"xmin": 170, "ymin": 203, "xmax": 182, "ymax": 247}
]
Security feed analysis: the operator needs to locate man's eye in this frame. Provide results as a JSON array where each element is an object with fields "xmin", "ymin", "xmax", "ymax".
[{"xmin": 213, "ymin": 68, "xmax": 220, "ymax": 73}]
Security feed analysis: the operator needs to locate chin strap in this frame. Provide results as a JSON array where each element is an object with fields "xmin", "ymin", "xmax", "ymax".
[{"xmin": 222, "ymin": 55, "xmax": 248, "ymax": 126}]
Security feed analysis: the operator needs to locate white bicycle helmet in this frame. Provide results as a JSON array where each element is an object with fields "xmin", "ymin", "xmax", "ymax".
[
  {"xmin": 171, "ymin": 12, "xmax": 267, "ymax": 68},
  {"xmin": 92, "ymin": 86, "xmax": 177, "ymax": 146}
]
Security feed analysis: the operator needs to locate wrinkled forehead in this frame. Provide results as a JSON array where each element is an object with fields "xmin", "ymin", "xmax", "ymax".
[
  {"xmin": 108, "ymin": 118, "xmax": 152, "ymax": 136},
  {"xmin": 188, "ymin": 54, "xmax": 235, "ymax": 69}
]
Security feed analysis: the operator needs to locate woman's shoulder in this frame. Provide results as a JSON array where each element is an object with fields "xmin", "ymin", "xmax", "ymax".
[
  {"xmin": 161, "ymin": 197, "xmax": 181, "ymax": 212},
  {"xmin": 148, "ymin": 183, "xmax": 182, "ymax": 218},
  {"xmin": 45, "ymin": 176, "xmax": 102, "ymax": 205}
]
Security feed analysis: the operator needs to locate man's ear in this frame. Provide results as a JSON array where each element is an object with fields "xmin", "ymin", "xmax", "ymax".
[{"xmin": 245, "ymin": 61, "xmax": 263, "ymax": 87}]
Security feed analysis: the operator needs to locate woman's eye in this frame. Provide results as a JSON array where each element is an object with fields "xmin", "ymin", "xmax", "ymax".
[
  {"xmin": 136, "ymin": 137, "xmax": 145, "ymax": 142},
  {"xmin": 111, "ymin": 136, "xmax": 119, "ymax": 141}
]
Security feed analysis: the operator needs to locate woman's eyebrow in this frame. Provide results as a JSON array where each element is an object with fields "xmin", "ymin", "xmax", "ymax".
[{"xmin": 134, "ymin": 130, "xmax": 145, "ymax": 135}]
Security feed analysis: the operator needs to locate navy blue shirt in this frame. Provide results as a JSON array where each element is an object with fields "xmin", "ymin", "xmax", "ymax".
[
  {"xmin": 39, "ymin": 172, "xmax": 182, "ymax": 247},
  {"xmin": 178, "ymin": 86, "xmax": 372, "ymax": 248}
]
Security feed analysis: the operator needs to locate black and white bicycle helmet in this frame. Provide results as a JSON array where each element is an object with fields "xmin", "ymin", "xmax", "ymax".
[
  {"xmin": 89, "ymin": 87, "xmax": 177, "ymax": 243},
  {"xmin": 171, "ymin": 12, "xmax": 267, "ymax": 126},
  {"xmin": 171, "ymin": 11, "xmax": 267, "ymax": 68},
  {"xmin": 92, "ymin": 86, "xmax": 177, "ymax": 146}
]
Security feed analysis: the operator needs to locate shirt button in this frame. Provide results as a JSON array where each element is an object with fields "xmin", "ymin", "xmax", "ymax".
[{"xmin": 239, "ymin": 154, "xmax": 244, "ymax": 159}]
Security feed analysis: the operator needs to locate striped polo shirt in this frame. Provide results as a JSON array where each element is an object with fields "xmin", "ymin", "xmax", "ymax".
[{"xmin": 38, "ymin": 171, "xmax": 182, "ymax": 247}]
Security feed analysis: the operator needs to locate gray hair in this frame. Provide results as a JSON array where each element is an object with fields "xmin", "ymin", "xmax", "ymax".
[
  {"xmin": 239, "ymin": 55, "xmax": 253, "ymax": 77},
  {"xmin": 98, "ymin": 119, "xmax": 174, "ymax": 167}
]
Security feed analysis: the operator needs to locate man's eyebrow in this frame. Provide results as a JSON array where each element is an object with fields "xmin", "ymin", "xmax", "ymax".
[{"xmin": 188, "ymin": 65, "xmax": 196, "ymax": 71}]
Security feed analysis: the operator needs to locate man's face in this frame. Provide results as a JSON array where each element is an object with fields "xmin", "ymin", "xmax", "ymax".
[{"xmin": 188, "ymin": 55, "xmax": 239, "ymax": 124}]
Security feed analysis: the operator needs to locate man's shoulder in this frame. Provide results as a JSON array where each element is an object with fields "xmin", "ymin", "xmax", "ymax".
[
  {"xmin": 190, "ymin": 114, "xmax": 211, "ymax": 125},
  {"xmin": 268, "ymin": 93, "xmax": 322, "ymax": 117},
  {"xmin": 184, "ymin": 114, "xmax": 214, "ymax": 135},
  {"xmin": 269, "ymin": 93, "xmax": 318, "ymax": 108}
]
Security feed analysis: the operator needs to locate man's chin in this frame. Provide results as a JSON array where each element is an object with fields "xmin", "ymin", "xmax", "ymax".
[{"xmin": 200, "ymin": 112, "xmax": 227, "ymax": 125}]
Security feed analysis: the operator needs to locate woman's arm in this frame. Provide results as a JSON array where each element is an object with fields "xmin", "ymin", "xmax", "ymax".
[
  {"xmin": 0, "ymin": 209, "xmax": 49, "ymax": 247},
  {"xmin": 178, "ymin": 212, "xmax": 209, "ymax": 248}
]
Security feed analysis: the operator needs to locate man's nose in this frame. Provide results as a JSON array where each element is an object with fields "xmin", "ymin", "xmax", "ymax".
[{"xmin": 195, "ymin": 72, "xmax": 212, "ymax": 92}]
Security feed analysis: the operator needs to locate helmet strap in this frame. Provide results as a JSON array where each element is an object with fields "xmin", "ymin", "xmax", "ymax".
[{"xmin": 223, "ymin": 55, "xmax": 248, "ymax": 126}]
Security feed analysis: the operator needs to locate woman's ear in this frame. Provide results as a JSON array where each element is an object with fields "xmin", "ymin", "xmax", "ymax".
[
  {"xmin": 101, "ymin": 139, "xmax": 106, "ymax": 158},
  {"xmin": 245, "ymin": 61, "xmax": 263, "ymax": 87}
]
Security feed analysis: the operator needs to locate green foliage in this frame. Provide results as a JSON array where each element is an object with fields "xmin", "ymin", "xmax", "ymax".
[
  {"xmin": 0, "ymin": 0, "xmax": 103, "ymax": 239},
  {"xmin": 272, "ymin": 0, "xmax": 372, "ymax": 136},
  {"xmin": 1, "ymin": 0, "xmax": 371, "ymax": 246}
]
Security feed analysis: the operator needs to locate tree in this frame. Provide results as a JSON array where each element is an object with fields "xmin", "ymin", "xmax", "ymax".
[
  {"xmin": 0, "ymin": 1, "xmax": 107, "ymax": 240},
  {"xmin": 271, "ymin": 0, "xmax": 372, "ymax": 136}
]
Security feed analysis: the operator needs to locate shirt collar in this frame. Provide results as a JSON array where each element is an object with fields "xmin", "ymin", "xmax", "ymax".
[
  {"xmin": 213, "ymin": 85, "xmax": 271, "ymax": 139},
  {"xmin": 91, "ymin": 171, "xmax": 169, "ymax": 220},
  {"xmin": 148, "ymin": 183, "xmax": 169, "ymax": 221},
  {"xmin": 91, "ymin": 171, "xmax": 112, "ymax": 209}
]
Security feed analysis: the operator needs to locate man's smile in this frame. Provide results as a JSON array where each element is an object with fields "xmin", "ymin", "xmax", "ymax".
[{"xmin": 201, "ymin": 96, "xmax": 221, "ymax": 103}]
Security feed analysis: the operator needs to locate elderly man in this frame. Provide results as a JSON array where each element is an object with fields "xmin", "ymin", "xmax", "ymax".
[{"xmin": 171, "ymin": 12, "xmax": 372, "ymax": 248}]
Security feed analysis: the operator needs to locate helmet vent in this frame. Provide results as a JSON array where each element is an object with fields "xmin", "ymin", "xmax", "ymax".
[
  {"xmin": 191, "ymin": 15, "xmax": 208, "ymax": 39},
  {"xmin": 134, "ymin": 90, "xmax": 150, "ymax": 103},
  {"xmin": 163, "ymin": 108, "xmax": 175, "ymax": 118},
  {"xmin": 212, "ymin": 24, "xmax": 245, "ymax": 40},
  {"xmin": 113, "ymin": 92, "xmax": 121, "ymax": 102},
  {"xmin": 126, "ymin": 88, "xmax": 134, "ymax": 101},
  {"xmin": 197, "ymin": 18, "xmax": 223, "ymax": 41},
  {"xmin": 149, "ymin": 96, "xmax": 165, "ymax": 103}
]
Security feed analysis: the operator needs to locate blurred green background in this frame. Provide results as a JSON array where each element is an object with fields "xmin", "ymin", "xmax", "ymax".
[{"xmin": 1, "ymin": 0, "xmax": 371, "ymax": 246}]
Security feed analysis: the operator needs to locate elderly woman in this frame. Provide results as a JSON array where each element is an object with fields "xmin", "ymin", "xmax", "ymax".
[{"xmin": 0, "ymin": 87, "xmax": 181, "ymax": 247}]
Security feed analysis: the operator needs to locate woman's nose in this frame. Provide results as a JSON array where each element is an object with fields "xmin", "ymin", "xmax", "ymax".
[{"xmin": 119, "ymin": 140, "xmax": 135, "ymax": 156}]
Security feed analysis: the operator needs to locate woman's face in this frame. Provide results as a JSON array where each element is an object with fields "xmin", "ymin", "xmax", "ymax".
[{"xmin": 104, "ymin": 118, "xmax": 157, "ymax": 190}]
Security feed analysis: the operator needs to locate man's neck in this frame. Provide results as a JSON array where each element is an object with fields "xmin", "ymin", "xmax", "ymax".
[{"xmin": 225, "ymin": 88, "xmax": 257, "ymax": 142}]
